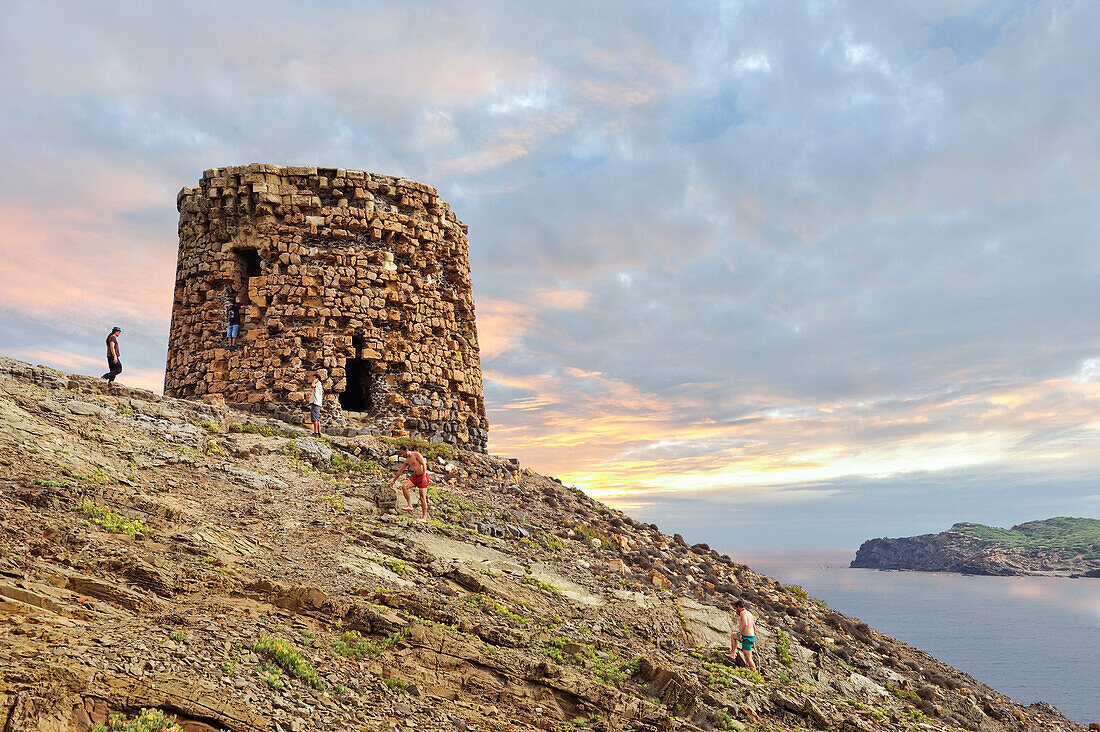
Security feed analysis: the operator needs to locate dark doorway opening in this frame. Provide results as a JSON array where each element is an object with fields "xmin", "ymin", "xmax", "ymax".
[
  {"xmin": 340, "ymin": 359, "xmax": 373, "ymax": 413},
  {"xmin": 236, "ymin": 248, "xmax": 262, "ymax": 279}
]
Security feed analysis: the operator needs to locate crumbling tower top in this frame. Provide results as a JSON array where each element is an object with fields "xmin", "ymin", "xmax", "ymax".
[{"xmin": 164, "ymin": 163, "xmax": 488, "ymax": 451}]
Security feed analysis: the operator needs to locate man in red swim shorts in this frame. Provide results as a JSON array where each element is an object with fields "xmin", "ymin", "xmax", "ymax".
[{"xmin": 388, "ymin": 445, "xmax": 430, "ymax": 522}]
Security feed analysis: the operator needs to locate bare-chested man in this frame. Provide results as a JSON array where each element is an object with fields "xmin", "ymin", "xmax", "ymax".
[
  {"xmin": 729, "ymin": 599, "xmax": 759, "ymax": 673},
  {"xmin": 388, "ymin": 445, "xmax": 430, "ymax": 522}
]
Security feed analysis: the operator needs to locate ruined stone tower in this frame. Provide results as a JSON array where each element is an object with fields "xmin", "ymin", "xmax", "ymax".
[{"xmin": 165, "ymin": 164, "xmax": 488, "ymax": 451}]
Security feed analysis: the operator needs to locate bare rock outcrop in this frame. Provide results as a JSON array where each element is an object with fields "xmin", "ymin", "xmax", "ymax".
[{"xmin": 0, "ymin": 358, "xmax": 1086, "ymax": 731}]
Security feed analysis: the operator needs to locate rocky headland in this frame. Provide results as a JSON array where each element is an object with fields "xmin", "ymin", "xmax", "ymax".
[
  {"xmin": 850, "ymin": 518, "xmax": 1100, "ymax": 577},
  {"xmin": 0, "ymin": 357, "xmax": 1089, "ymax": 731}
]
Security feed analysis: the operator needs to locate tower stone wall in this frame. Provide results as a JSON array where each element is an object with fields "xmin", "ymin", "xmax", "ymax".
[{"xmin": 164, "ymin": 163, "xmax": 488, "ymax": 451}]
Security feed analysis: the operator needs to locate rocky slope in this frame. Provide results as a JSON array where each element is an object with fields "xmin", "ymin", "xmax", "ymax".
[
  {"xmin": 850, "ymin": 520, "xmax": 1100, "ymax": 577},
  {"xmin": 0, "ymin": 357, "xmax": 1087, "ymax": 732}
]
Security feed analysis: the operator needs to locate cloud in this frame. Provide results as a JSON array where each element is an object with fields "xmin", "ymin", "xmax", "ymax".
[{"xmin": 3, "ymin": 0, "xmax": 1100, "ymax": 547}]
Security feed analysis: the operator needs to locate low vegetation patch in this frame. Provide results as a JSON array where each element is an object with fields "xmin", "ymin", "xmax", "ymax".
[
  {"xmin": 545, "ymin": 637, "xmax": 639, "ymax": 686},
  {"xmin": 521, "ymin": 576, "xmax": 562, "ymax": 595},
  {"xmin": 327, "ymin": 453, "xmax": 385, "ymax": 475},
  {"xmin": 317, "ymin": 494, "xmax": 345, "ymax": 512},
  {"xmin": 33, "ymin": 478, "xmax": 74, "ymax": 488},
  {"xmin": 491, "ymin": 600, "xmax": 527, "ymax": 624},
  {"xmin": 252, "ymin": 636, "xmax": 327, "ymax": 690},
  {"xmin": 775, "ymin": 628, "xmax": 793, "ymax": 667},
  {"xmin": 63, "ymin": 465, "xmax": 114, "ymax": 485},
  {"xmin": 690, "ymin": 649, "xmax": 765, "ymax": 688},
  {"xmin": 427, "ymin": 485, "xmax": 479, "ymax": 521},
  {"xmin": 951, "ymin": 517, "xmax": 1100, "ymax": 559},
  {"xmin": 383, "ymin": 678, "xmax": 408, "ymax": 693},
  {"xmin": 385, "ymin": 558, "xmax": 409, "ymax": 576},
  {"xmin": 72, "ymin": 500, "xmax": 151, "ymax": 537},
  {"xmin": 713, "ymin": 711, "xmax": 744, "ymax": 731},
  {"xmin": 330, "ymin": 628, "xmax": 410, "ymax": 660},
  {"xmin": 227, "ymin": 422, "xmax": 291, "ymax": 437},
  {"xmin": 93, "ymin": 709, "xmax": 183, "ymax": 732},
  {"xmin": 381, "ymin": 435, "xmax": 453, "ymax": 461},
  {"xmin": 730, "ymin": 666, "xmax": 766, "ymax": 684},
  {"xmin": 570, "ymin": 524, "xmax": 613, "ymax": 550},
  {"xmin": 784, "ymin": 585, "xmax": 808, "ymax": 600}
]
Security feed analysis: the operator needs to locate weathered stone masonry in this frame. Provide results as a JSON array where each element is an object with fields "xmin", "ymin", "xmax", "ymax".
[{"xmin": 164, "ymin": 163, "xmax": 488, "ymax": 451}]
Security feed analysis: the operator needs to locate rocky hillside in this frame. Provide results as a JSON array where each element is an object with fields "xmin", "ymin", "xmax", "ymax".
[
  {"xmin": 0, "ymin": 357, "xmax": 1086, "ymax": 732},
  {"xmin": 850, "ymin": 519, "xmax": 1100, "ymax": 577}
]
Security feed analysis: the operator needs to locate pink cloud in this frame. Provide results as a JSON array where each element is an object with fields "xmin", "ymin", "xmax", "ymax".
[{"xmin": 0, "ymin": 196, "xmax": 175, "ymax": 328}]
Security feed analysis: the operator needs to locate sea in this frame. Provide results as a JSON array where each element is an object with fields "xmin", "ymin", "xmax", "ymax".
[{"xmin": 725, "ymin": 549, "xmax": 1100, "ymax": 725}]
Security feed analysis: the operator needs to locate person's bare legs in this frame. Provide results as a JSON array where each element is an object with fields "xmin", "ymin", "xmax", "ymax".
[
  {"xmin": 400, "ymin": 479, "xmax": 416, "ymax": 511},
  {"xmin": 417, "ymin": 484, "xmax": 429, "ymax": 521},
  {"xmin": 741, "ymin": 648, "xmax": 757, "ymax": 673}
]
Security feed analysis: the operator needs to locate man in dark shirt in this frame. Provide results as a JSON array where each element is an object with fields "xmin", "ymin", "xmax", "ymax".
[
  {"xmin": 102, "ymin": 327, "xmax": 122, "ymax": 383},
  {"xmin": 225, "ymin": 301, "xmax": 241, "ymax": 347}
]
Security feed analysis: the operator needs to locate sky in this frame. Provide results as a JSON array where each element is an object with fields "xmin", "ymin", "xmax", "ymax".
[{"xmin": 2, "ymin": 1, "xmax": 1099, "ymax": 548}]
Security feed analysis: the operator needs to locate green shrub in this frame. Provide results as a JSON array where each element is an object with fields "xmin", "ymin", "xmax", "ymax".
[
  {"xmin": 64, "ymin": 466, "xmax": 114, "ymax": 484},
  {"xmin": 93, "ymin": 708, "xmax": 182, "ymax": 732},
  {"xmin": 72, "ymin": 500, "xmax": 151, "ymax": 537},
  {"xmin": 427, "ymin": 485, "xmax": 479, "ymax": 521},
  {"xmin": 383, "ymin": 678, "xmax": 408, "ymax": 693},
  {"xmin": 730, "ymin": 667, "xmax": 765, "ymax": 684},
  {"xmin": 168, "ymin": 630, "xmax": 187, "ymax": 643},
  {"xmin": 33, "ymin": 478, "xmax": 73, "ymax": 488},
  {"xmin": 284, "ymin": 440, "xmax": 302, "ymax": 461},
  {"xmin": 381, "ymin": 435, "xmax": 453, "ymax": 461},
  {"xmin": 252, "ymin": 636, "xmax": 327, "ymax": 690},
  {"xmin": 328, "ymin": 453, "xmax": 385, "ymax": 475},
  {"xmin": 385, "ymin": 559, "xmax": 409, "ymax": 576},
  {"xmin": 775, "ymin": 629, "xmax": 793, "ymax": 667},
  {"xmin": 539, "ymin": 534, "xmax": 565, "ymax": 552},
  {"xmin": 714, "ymin": 711, "xmax": 744, "ymax": 730},
  {"xmin": 259, "ymin": 661, "xmax": 284, "ymax": 689},
  {"xmin": 571, "ymin": 524, "xmax": 613, "ymax": 549},
  {"xmin": 330, "ymin": 629, "xmax": 408, "ymax": 659},
  {"xmin": 521, "ymin": 576, "xmax": 562, "ymax": 595},
  {"xmin": 228, "ymin": 422, "xmax": 287, "ymax": 437},
  {"xmin": 491, "ymin": 601, "xmax": 526, "ymax": 624},
  {"xmin": 318, "ymin": 495, "xmax": 345, "ymax": 512},
  {"xmin": 784, "ymin": 585, "xmax": 808, "ymax": 601}
]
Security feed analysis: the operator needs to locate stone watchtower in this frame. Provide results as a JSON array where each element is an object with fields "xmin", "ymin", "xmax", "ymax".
[{"xmin": 164, "ymin": 164, "xmax": 488, "ymax": 451}]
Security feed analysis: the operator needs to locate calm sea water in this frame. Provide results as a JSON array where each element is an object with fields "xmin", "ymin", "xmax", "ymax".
[{"xmin": 726, "ymin": 549, "xmax": 1100, "ymax": 725}]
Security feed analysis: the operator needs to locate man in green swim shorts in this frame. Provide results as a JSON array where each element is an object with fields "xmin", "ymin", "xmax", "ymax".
[{"xmin": 730, "ymin": 599, "xmax": 759, "ymax": 673}]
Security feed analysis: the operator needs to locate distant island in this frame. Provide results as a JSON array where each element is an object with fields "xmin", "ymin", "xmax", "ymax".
[{"xmin": 851, "ymin": 517, "xmax": 1100, "ymax": 577}]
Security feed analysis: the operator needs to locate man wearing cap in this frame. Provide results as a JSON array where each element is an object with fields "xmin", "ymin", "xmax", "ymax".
[
  {"xmin": 225, "ymin": 300, "xmax": 241, "ymax": 347},
  {"xmin": 102, "ymin": 327, "xmax": 123, "ymax": 383}
]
